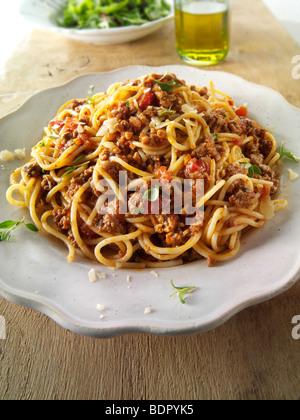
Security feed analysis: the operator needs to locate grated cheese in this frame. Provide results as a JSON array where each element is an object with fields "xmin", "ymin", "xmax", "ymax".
[
  {"xmin": 14, "ymin": 148, "xmax": 26, "ymax": 160},
  {"xmin": 150, "ymin": 117, "xmax": 168, "ymax": 130},
  {"xmin": 181, "ymin": 104, "xmax": 197, "ymax": 114},
  {"xmin": 88, "ymin": 269, "xmax": 98, "ymax": 283},
  {"xmin": 88, "ymin": 269, "xmax": 107, "ymax": 282},
  {"xmin": 0, "ymin": 148, "xmax": 26, "ymax": 162},
  {"xmin": 260, "ymin": 197, "xmax": 275, "ymax": 220},
  {"xmin": 0, "ymin": 150, "xmax": 15, "ymax": 162},
  {"xmin": 288, "ymin": 168, "xmax": 299, "ymax": 181},
  {"xmin": 96, "ymin": 118, "xmax": 118, "ymax": 136}
]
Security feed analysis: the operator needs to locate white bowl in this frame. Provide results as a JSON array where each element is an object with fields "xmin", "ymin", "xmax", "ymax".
[{"xmin": 20, "ymin": 0, "xmax": 174, "ymax": 44}]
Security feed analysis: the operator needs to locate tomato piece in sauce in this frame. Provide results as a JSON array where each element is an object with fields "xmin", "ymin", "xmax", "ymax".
[
  {"xmin": 155, "ymin": 166, "xmax": 173, "ymax": 183},
  {"xmin": 79, "ymin": 222, "xmax": 98, "ymax": 239},
  {"xmin": 138, "ymin": 91, "xmax": 157, "ymax": 111},
  {"xmin": 185, "ymin": 159, "xmax": 210, "ymax": 177},
  {"xmin": 64, "ymin": 117, "xmax": 79, "ymax": 132},
  {"xmin": 235, "ymin": 106, "xmax": 248, "ymax": 118}
]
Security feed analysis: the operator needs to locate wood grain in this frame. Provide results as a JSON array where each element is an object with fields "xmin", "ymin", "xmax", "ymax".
[{"xmin": 0, "ymin": 0, "xmax": 300, "ymax": 400}]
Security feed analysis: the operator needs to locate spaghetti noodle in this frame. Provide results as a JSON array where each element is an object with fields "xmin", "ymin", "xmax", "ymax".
[{"xmin": 6, "ymin": 73, "xmax": 287, "ymax": 268}]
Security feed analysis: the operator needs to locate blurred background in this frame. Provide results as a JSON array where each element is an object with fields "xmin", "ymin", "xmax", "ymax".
[{"xmin": 1, "ymin": 0, "xmax": 299, "ymax": 75}]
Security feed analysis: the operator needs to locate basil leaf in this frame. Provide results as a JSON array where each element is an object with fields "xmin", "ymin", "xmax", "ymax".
[
  {"xmin": 154, "ymin": 79, "xmax": 182, "ymax": 92},
  {"xmin": 0, "ymin": 220, "xmax": 18, "ymax": 229},
  {"xmin": 241, "ymin": 162, "xmax": 262, "ymax": 178},
  {"xmin": 25, "ymin": 223, "xmax": 39, "ymax": 232},
  {"xmin": 279, "ymin": 145, "xmax": 298, "ymax": 163},
  {"xmin": 0, "ymin": 231, "xmax": 12, "ymax": 242},
  {"xmin": 0, "ymin": 217, "xmax": 38, "ymax": 242},
  {"xmin": 249, "ymin": 165, "xmax": 262, "ymax": 177}
]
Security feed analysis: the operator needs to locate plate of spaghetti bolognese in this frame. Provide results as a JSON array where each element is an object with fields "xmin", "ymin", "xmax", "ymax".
[{"xmin": 0, "ymin": 65, "xmax": 300, "ymax": 337}]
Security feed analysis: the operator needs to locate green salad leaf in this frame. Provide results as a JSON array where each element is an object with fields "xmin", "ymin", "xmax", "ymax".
[{"xmin": 55, "ymin": 0, "xmax": 171, "ymax": 29}]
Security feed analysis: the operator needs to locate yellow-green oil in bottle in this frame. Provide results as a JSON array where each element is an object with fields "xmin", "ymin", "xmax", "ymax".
[{"xmin": 175, "ymin": 1, "xmax": 230, "ymax": 65}]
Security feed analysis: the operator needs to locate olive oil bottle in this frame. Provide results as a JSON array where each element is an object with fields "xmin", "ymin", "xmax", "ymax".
[{"xmin": 175, "ymin": 0, "xmax": 230, "ymax": 66}]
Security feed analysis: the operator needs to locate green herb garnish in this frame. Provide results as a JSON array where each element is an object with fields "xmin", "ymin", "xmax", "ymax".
[
  {"xmin": 170, "ymin": 280, "xmax": 197, "ymax": 304},
  {"xmin": 0, "ymin": 217, "xmax": 38, "ymax": 242},
  {"xmin": 39, "ymin": 138, "xmax": 46, "ymax": 148},
  {"xmin": 279, "ymin": 145, "xmax": 298, "ymax": 163},
  {"xmin": 241, "ymin": 162, "xmax": 262, "ymax": 178},
  {"xmin": 60, "ymin": 160, "xmax": 90, "ymax": 180},
  {"xmin": 87, "ymin": 85, "xmax": 95, "ymax": 105},
  {"xmin": 153, "ymin": 76, "xmax": 182, "ymax": 92},
  {"xmin": 73, "ymin": 154, "xmax": 87, "ymax": 163},
  {"xmin": 159, "ymin": 107, "xmax": 176, "ymax": 118},
  {"xmin": 38, "ymin": 135, "xmax": 59, "ymax": 148},
  {"xmin": 143, "ymin": 185, "xmax": 160, "ymax": 202}
]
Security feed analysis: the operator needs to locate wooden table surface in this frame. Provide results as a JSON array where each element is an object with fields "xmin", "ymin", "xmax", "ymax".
[{"xmin": 1, "ymin": 0, "xmax": 300, "ymax": 400}]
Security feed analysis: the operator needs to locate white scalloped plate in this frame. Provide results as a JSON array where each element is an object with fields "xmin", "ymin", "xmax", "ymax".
[
  {"xmin": 20, "ymin": 0, "xmax": 174, "ymax": 44},
  {"xmin": 1, "ymin": 65, "xmax": 300, "ymax": 337}
]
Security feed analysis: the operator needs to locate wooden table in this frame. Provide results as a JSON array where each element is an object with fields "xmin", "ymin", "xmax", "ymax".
[{"xmin": 1, "ymin": 0, "xmax": 300, "ymax": 400}]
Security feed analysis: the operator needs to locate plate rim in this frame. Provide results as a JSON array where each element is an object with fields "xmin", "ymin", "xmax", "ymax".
[{"xmin": 1, "ymin": 264, "xmax": 300, "ymax": 338}]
